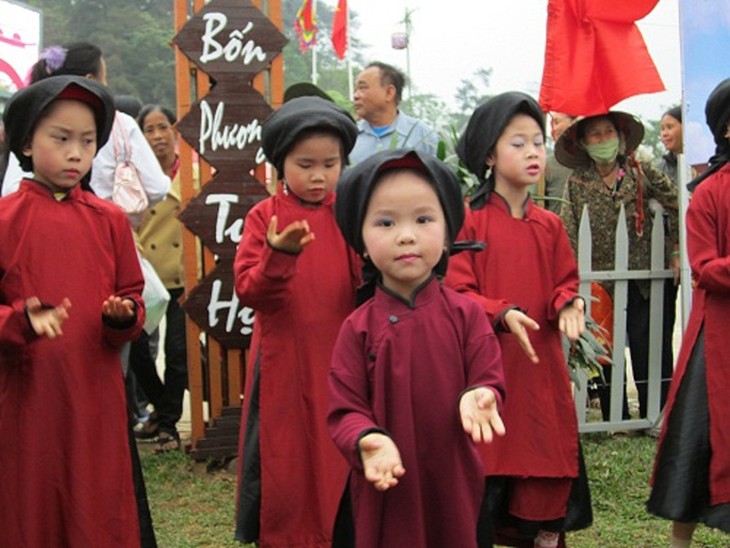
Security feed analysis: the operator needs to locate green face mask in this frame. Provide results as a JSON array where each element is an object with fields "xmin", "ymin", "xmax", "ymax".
[{"xmin": 585, "ymin": 137, "xmax": 619, "ymax": 164}]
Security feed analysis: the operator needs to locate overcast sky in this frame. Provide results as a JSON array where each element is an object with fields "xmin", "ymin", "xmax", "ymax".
[{"xmin": 340, "ymin": 0, "xmax": 681, "ymax": 121}]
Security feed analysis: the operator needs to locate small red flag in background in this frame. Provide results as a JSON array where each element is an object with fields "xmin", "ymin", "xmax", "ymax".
[
  {"xmin": 539, "ymin": 0, "xmax": 665, "ymax": 116},
  {"xmin": 294, "ymin": 0, "xmax": 318, "ymax": 52},
  {"xmin": 332, "ymin": 0, "xmax": 348, "ymax": 60}
]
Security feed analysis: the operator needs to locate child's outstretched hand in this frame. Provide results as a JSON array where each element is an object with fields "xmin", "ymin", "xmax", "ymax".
[
  {"xmin": 266, "ymin": 215, "xmax": 315, "ymax": 253},
  {"xmin": 26, "ymin": 297, "xmax": 71, "ymax": 339},
  {"xmin": 102, "ymin": 296, "xmax": 136, "ymax": 322},
  {"xmin": 359, "ymin": 432, "xmax": 406, "ymax": 491},
  {"xmin": 504, "ymin": 309, "xmax": 540, "ymax": 363},
  {"xmin": 460, "ymin": 387, "xmax": 506, "ymax": 443},
  {"xmin": 558, "ymin": 298, "xmax": 585, "ymax": 342}
]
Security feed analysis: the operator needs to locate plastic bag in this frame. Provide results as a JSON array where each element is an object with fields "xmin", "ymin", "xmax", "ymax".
[{"xmin": 139, "ymin": 255, "xmax": 170, "ymax": 335}]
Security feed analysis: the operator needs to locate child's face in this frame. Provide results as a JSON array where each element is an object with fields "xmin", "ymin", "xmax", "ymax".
[
  {"xmin": 488, "ymin": 113, "xmax": 545, "ymax": 192},
  {"xmin": 22, "ymin": 99, "xmax": 97, "ymax": 192},
  {"xmin": 362, "ymin": 171, "xmax": 446, "ymax": 300},
  {"xmin": 283, "ymin": 133, "xmax": 343, "ymax": 204},
  {"xmin": 142, "ymin": 109, "xmax": 177, "ymax": 163}
]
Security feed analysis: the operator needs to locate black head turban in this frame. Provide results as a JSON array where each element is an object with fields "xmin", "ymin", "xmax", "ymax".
[
  {"xmin": 3, "ymin": 75, "xmax": 114, "ymax": 173},
  {"xmin": 457, "ymin": 91, "xmax": 545, "ymax": 210},
  {"xmin": 335, "ymin": 149, "xmax": 466, "ymax": 258},
  {"xmin": 688, "ymin": 78, "xmax": 730, "ymax": 192},
  {"xmin": 261, "ymin": 96, "xmax": 357, "ymax": 176}
]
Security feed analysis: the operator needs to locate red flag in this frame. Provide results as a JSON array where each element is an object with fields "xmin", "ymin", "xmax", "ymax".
[
  {"xmin": 332, "ymin": 0, "xmax": 347, "ymax": 60},
  {"xmin": 294, "ymin": 0, "xmax": 318, "ymax": 52},
  {"xmin": 539, "ymin": 0, "xmax": 665, "ymax": 116}
]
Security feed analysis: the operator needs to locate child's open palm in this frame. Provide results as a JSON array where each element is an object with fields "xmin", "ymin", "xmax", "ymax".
[
  {"xmin": 102, "ymin": 296, "xmax": 136, "ymax": 322},
  {"xmin": 460, "ymin": 387, "xmax": 506, "ymax": 443},
  {"xmin": 558, "ymin": 298, "xmax": 585, "ymax": 342},
  {"xmin": 26, "ymin": 297, "xmax": 71, "ymax": 339},
  {"xmin": 266, "ymin": 215, "xmax": 315, "ymax": 254},
  {"xmin": 359, "ymin": 432, "xmax": 406, "ymax": 491}
]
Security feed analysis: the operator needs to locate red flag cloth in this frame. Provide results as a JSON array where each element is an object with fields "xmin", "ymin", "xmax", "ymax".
[
  {"xmin": 332, "ymin": 0, "xmax": 348, "ymax": 60},
  {"xmin": 539, "ymin": 0, "xmax": 665, "ymax": 116},
  {"xmin": 294, "ymin": 0, "xmax": 317, "ymax": 52}
]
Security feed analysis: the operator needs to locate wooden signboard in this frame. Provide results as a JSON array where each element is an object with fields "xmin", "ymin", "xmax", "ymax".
[
  {"xmin": 174, "ymin": 0, "xmax": 286, "ymax": 350},
  {"xmin": 172, "ymin": 0, "xmax": 288, "ymax": 84}
]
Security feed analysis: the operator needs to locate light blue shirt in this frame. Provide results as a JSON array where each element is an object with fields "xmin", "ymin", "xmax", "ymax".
[{"xmin": 349, "ymin": 111, "xmax": 439, "ymax": 165}]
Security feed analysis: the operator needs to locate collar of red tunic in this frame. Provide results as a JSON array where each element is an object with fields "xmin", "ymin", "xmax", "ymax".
[
  {"xmin": 374, "ymin": 275, "xmax": 441, "ymax": 310},
  {"xmin": 20, "ymin": 178, "xmax": 84, "ymax": 202},
  {"xmin": 488, "ymin": 190, "xmax": 534, "ymax": 219}
]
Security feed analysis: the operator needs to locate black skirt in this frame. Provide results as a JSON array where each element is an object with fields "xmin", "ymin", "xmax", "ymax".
[{"xmin": 646, "ymin": 327, "xmax": 730, "ymax": 532}]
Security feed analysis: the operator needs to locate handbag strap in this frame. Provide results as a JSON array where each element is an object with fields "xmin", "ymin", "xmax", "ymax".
[{"xmin": 112, "ymin": 112, "xmax": 132, "ymax": 163}]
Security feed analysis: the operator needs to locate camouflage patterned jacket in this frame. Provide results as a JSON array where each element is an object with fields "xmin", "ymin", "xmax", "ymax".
[{"xmin": 559, "ymin": 158, "xmax": 678, "ymax": 298}]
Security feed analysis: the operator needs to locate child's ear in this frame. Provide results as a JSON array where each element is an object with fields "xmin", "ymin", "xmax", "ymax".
[
  {"xmin": 21, "ymin": 142, "xmax": 33, "ymax": 159},
  {"xmin": 485, "ymin": 154, "xmax": 495, "ymax": 169}
]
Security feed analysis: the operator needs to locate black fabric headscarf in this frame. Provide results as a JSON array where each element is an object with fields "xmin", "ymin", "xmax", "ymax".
[
  {"xmin": 457, "ymin": 91, "xmax": 545, "ymax": 210},
  {"xmin": 688, "ymin": 78, "xmax": 730, "ymax": 192},
  {"xmin": 335, "ymin": 149, "xmax": 480, "ymax": 304},
  {"xmin": 261, "ymin": 96, "xmax": 357, "ymax": 176},
  {"xmin": 3, "ymin": 75, "xmax": 114, "ymax": 173}
]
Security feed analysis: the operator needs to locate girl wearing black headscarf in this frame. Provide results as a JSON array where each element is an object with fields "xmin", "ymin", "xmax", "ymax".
[
  {"xmin": 232, "ymin": 97, "xmax": 361, "ymax": 547},
  {"xmin": 445, "ymin": 92, "xmax": 593, "ymax": 548},
  {"xmin": 329, "ymin": 149, "xmax": 505, "ymax": 548},
  {"xmin": 647, "ymin": 77, "xmax": 730, "ymax": 545}
]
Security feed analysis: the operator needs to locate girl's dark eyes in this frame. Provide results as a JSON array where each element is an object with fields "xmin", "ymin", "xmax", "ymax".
[
  {"xmin": 416, "ymin": 215, "xmax": 433, "ymax": 224},
  {"xmin": 375, "ymin": 218, "xmax": 394, "ymax": 227}
]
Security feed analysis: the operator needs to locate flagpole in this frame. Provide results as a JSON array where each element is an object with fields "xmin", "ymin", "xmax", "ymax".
[{"xmin": 311, "ymin": 0, "xmax": 318, "ymax": 84}]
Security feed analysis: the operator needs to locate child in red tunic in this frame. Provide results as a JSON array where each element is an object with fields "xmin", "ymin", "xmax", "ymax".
[
  {"xmin": 329, "ymin": 149, "xmax": 506, "ymax": 547},
  {"xmin": 0, "ymin": 76, "xmax": 145, "ymax": 547},
  {"xmin": 647, "ymin": 78, "xmax": 730, "ymax": 546},
  {"xmin": 233, "ymin": 97, "xmax": 361, "ymax": 547},
  {"xmin": 445, "ymin": 92, "xmax": 593, "ymax": 548}
]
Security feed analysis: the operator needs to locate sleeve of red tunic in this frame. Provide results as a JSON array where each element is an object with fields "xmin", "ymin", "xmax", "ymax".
[
  {"xmin": 459, "ymin": 295, "xmax": 506, "ymax": 409},
  {"xmin": 328, "ymin": 313, "xmax": 380, "ymax": 472},
  {"xmin": 103, "ymin": 209, "xmax": 145, "ymax": 347},
  {"xmin": 547, "ymin": 219, "xmax": 581, "ymax": 322},
  {"xmin": 233, "ymin": 199, "xmax": 299, "ymax": 312},
  {"xmin": 445, "ymin": 209, "xmax": 514, "ymax": 323},
  {"xmin": 0, "ymin": 299, "xmax": 38, "ymax": 346},
  {"xmin": 687, "ymin": 180, "xmax": 730, "ymax": 294}
]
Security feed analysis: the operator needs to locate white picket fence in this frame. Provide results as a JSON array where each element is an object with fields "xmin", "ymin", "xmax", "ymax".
[{"xmin": 572, "ymin": 203, "xmax": 674, "ymax": 433}]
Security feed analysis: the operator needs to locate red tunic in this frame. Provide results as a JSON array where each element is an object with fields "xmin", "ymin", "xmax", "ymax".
[
  {"xmin": 0, "ymin": 181, "xmax": 144, "ymax": 547},
  {"xmin": 234, "ymin": 189, "xmax": 359, "ymax": 547},
  {"xmin": 328, "ymin": 278, "xmax": 505, "ymax": 548},
  {"xmin": 656, "ymin": 164, "xmax": 730, "ymax": 505},
  {"xmin": 445, "ymin": 193, "xmax": 580, "ymax": 479}
]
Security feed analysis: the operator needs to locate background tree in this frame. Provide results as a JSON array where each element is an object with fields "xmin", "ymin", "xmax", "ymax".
[{"xmin": 23, "ymin": 0, "xmax": 177, "ymax": 107}]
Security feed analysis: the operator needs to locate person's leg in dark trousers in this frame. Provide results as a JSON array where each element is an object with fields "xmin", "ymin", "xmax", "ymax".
[
  {"xmin": 129, "ymin": 330, "xmax": 165, "ymax": 407},
  {"xmin": 156, "ymin": 288, "xmax": 188, "ymax": 441},
  {"xmin": 627, "ymin": 280, "xmax": 652, "ymax": 419}
]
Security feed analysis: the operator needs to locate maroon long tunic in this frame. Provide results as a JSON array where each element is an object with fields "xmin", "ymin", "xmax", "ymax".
[
  {"xmin": 445, "ymin": 194, "xmax": 580, "ymax": 480},
  {"xmin": 234, "ymin": 188, "xmax": 359, "ymax": 547},
  {"xmin": 328, "ymin": 278, "xmax": 505, "ymax": 548},
  {"xmin": 0, "ymin": 181, "xmax": 144, "ymax": 547},
  {"xmin": 655, "ymin": 163, "xmax": 730, "ymax": 505}
]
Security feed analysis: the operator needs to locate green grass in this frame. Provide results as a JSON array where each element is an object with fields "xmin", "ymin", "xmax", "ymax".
[{"xmin": 140, "ymin": 435, "xmax": 728, "ymax": 547}]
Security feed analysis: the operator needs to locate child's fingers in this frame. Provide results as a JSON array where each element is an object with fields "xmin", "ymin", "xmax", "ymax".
[
  {"xmin": 516, "ymin": 329, "xmax": 540, "ymax": 363},
  {"xmin": 490, "ymin": 411, "xmax": 506, "ymax": 437},
  {"xmin": 267, "ymin": 216, "xmax": 279, "ymax": 240}
]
